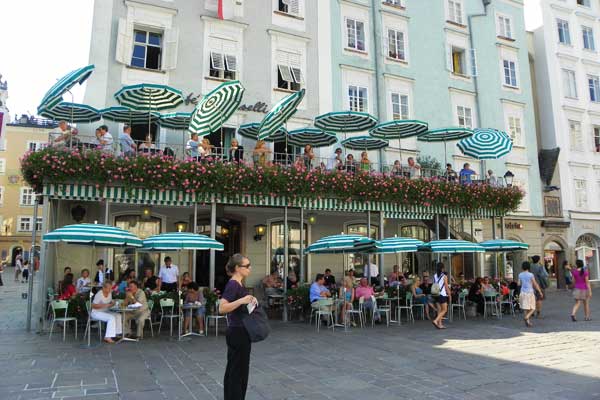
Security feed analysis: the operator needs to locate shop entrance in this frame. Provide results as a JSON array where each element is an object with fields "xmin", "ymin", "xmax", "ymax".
[
  {"xmin": 544, "ymin": 240, "xmax": 566, "ymax": 288},
  {"xmin": 576, "ymin": 234, "xmax": 600, "ymax": 281}
]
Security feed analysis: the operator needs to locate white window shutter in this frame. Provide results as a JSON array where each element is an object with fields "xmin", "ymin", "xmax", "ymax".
[
  {"xmin": 289, "ymin": 0, "xmax": 300, "ymax": 15},
  {"xmin": 291, "ymin": 67, "xmax": 303, "ymax": 84},
  {"xmin": 225, "ymin": 54, "xmax": 237, "ymax": 72},
  {"xmin": 446, "ymin": 44, "xmax": 454, "ymax": 72},
  {"xmin": 163, "ymin": 27, "xmax": 179, "ymax": 70},
  {"xmin": 384, "ymin": 29, "xmax": 390, "ymax": 57},
  {"xmin": 278, "ymin": 65, "xmax": 293, "ymax": 82},
  {"xmin": 116, "ymin": 17, "xmax": 134, "ymax": 65},
  {"xmin": 470, "ymin": 48, "xmax": 478, "ymax": 77},
  {"xmin": 211, "ymin": 52, "xmax": 225, "ymax": 70}
]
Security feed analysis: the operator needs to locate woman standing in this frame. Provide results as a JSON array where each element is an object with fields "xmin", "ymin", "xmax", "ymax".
[
  {"xmin": 91, "ymin": 281, "xmax": 122, "ymax": 344},
  {"xmin": 360, "ymin": 151, "xmax": 371, "ymax": 172},
  {"xmin": 338, "ymin": 276, "xmax": 355, "ymax": 326},
  {"xmin": 303, "ymin": 144, "xmax": 315, "ymax": 169},
  {"xmin": 518, "ymin": 261, "xmax": 544, "ymax": 327},
  {"xmin": 220, "ymin": 254, "xmax": 257, "ymax": 400},
  {"xmin": 571, "ymin": 259, "xmax": 592, "ymax": 321},
  {"xmin": 432, "ymin": 262, "xmax": 450, "ymax": 329},
  {"xmin": 563, "ymin": 260, "xmax": 573, "ymax": 289}
]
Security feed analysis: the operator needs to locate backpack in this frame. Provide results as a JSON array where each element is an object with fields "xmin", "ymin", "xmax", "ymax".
[{"xmin": 431, "ymin": 273, "xmax": 443, "ymax": 296}]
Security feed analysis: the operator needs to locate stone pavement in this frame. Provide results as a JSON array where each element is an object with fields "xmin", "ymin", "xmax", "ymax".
[{"xmin": 1, "ymin": 274, "xmax": 599, "ymax": 400}]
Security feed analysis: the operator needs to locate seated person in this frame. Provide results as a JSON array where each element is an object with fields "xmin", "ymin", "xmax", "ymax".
[
  {"xmin": 76, "ymin": 269, "xmax": 92, "ymax": 294},
  {"xmin": 118, "ymin": 269, "xmax": 136, "ymax": 293},
  {"xmin": 411, "ymin": 276, "xmax": 434, "ymax": 320},
  {"xmin": 338, "ymin": 276, "xmax": 356, "ymax": 325},
  {"xmin": 142, "ymin": 268, "xmax": 161, "ymax": 294},
  {"xmin": 180, "ymin": 272, "xmax": 192, "ymax": 290},
  {"xmin": 481, "ymin": 276, "xmax": 494, "ymax": 292},
  {"xmin": 262, "ymin": 269, "xmax": 284, "ymax": 297},
  {"xmin": 355, "ymin": 278, "xmax": 382, "ymax": 322},
  {"xmin": 57, "ymin": 266, "xmax": 72, "ymax": 294},
  {"xmin": 183, "ymin": 282, "xmax": 205, "ymax": 335},
  {"xmin": 444, "ymin": 163, "xmax": 458, "ymax": 182},
  {"xmin": 468, "ymin": 278, "xmax": 485, "ymax": 315},
  {"xmin": 309, "ymin": 274, "xmax": 331, "ymax": 303},
  {"xmin": 59, "ymin": 273, "xmax": 76, "ymax": 300},
  {"xmin": 459, "ymin": 162, "xmax": 477, "ymax": 184},
  {"xmin": 91, "ymin": 280, "xmax": 122, "ymax": 344},
  {"xmin": 323, "ymin": 268, "xmax": 336, "ymax": 289},
  {"xmin": 344, "ymin": 154, "xmax": 357, "ymax": 173},
  {"xmin": 388, "ymin": 265, "xmax": 401, "ymax": 286},
  {"xmin": 122, "ymin": 280, "xmax": 150, "ymax": 339},
  {"xmin": 287, "ymin": 267, "xmax": 298, "ymax": 290}
]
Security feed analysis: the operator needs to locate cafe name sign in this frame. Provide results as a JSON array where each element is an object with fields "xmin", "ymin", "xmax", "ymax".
[{"xmin": 184, "ymin": 92, "xmax": 269, "ymax": 114}]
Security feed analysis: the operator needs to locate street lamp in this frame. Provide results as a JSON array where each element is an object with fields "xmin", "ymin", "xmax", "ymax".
[
  {"xmin": 503, "ymin": 170, "xmax": 514, "ymax": 187},
  {"xmin": 174, "ymin": 221, "xmax": 188, "ymax": 232}
]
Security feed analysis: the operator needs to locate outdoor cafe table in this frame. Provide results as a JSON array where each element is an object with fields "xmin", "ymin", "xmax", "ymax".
[
  {"xmin": 179, "ymin": 303, "xmax": 204, "ymax": 339},
  {"xmin": 110, "ymin": 306, "xmax": 139, "ymax": 343},
  {"xmin": 377, "ymin": 297, "xmax": 399, "ymax": 324}
]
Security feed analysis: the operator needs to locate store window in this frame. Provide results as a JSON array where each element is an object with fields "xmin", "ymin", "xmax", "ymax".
[
  {"xmin": 576, "ymin": 234, "xmax": 599, "ymax": 280},
  {"xmin": 270, "ymin": 221, "xmax": 308, "ymax": 284},
  {"xmin": 114, "ymin": 215, "xmax": 162, "ymax": 279},
  {"xmin": 346, "ymin": 223, "xmax": 378, "ymax": 276}
]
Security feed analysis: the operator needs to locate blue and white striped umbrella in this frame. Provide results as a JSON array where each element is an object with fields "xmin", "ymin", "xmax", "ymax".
[
  {"xmin": 457, "ymin": 128, "xmax": 513, "ymax": 160},
  {"xmin": 142, "ymin": 232, "xmax": 224, "ymax": 251},
  {"xmin": 418, "ymin": 127, "xmax": 473, "ymax": 142},
  {"xmin": 258, "ymin": 89, "xmax": 305, "ymax": 140},
  {"xmin": 341, "ymin": 136, "xmax": 389, "ymax": 150},
  {"xmin": 369, "ymin": 120, "xmax": 428, "ymax": 140},
  {"xmin": 189, "ymin": 80, "xmax": 245, "ymax": 137},
  {"xmin": 100, "ymin": 106, "xmax": 160, "ymax": 124},
  {"xmin": 314, "ymin": 111, "xmax": 378, "ymax": 133},
  {"xmin": 37, "ymin": 64, "xmax": 95, "ymax": 113},
  {"xmin": 288, "ymin": 127, "xmax": 337, "ymax": 148},
  {"xmin": 39, "ymin": 102, "xmax": 101, "ymax": 123},
  {"xmin": 368, "ymin": 237, "xmax": 424, "ymax": 253},
  {"xmin": 43, "ymin": 223, "xmax": 142, "ymax": 247},
  {"xmin": 237, "ymin": 123, "xmax": 287, "ymax": 142},
  {"xmin": 114, "ymin": 83, "xmax": 183, "ymax": 111},
  {"xmin": 418, "ymin": 239, "xmax": 485, "ymax": 253},
  {"xmin": 159, "ymin": 112, "xmax": 192, "ymax": 130},
  {"xmin": 306, "ymin": 234, "xmax": 375, "ymax": 254},
  {"xmin": 480, "ymin": 239, "xmax": 529, "ymax": 252}
]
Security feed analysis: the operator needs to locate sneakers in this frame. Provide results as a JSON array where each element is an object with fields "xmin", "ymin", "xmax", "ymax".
[{"xmin": 199, "ymin": 330, "xmax": 205, "ymax": 335}]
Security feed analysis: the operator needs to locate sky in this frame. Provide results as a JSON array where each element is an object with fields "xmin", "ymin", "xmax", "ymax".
[{"xmin": 1, "ymin": 0, "xmax": 543, "ymax": 118}]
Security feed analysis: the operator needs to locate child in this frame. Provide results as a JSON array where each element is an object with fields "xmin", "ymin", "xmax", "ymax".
[
  {"xmin": 22, "ymin": 260, "xmax": 30, "ymax": 283},
  {"xmin": 183, "ymin": 282, "xmax": 205, "ymax": 335}
]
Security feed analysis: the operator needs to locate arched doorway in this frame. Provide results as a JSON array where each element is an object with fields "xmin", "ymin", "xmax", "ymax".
[
  {"xmin": 10, "ymin": 246, "xmax": 23, "ymax": 266},
  {"xmin": 576, "ymin": 234, "xmax": 600, "ymax": 281},
  {"xmin": 544, "ymin": 238, "xmax": 566, "ymax": 288}
]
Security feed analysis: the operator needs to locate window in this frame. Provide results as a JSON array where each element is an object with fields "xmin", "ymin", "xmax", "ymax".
[
  {"xmin": 589, "ymin": 75, "xmax": 600, "ymax": 102},
  {"xmin": 0, "ymin": 186, "xmax": 4, "ymax": 205},
  {"xmin": 17, "ymin": 217, "xmax": 32, "ymax": 232},
  {"xmin": 569, "ymin": 120, "xmax": 583, "ymax": 151},
  {"xmin": 270, "ymin": 221, "xmax": 307, "ymax": 280},
  {"xmin": 562, "ymin": 69, "xmax": 578, "ymax": 98},
  {"xmin": 383, "ymin": 0, "xmax": 404, "ymax": 6},
  {"xmin": 594, "ymin": 126, "xmax": 600, "ymax": 152},
  {"xmin": 346, "ymin": 223, "xmax": 379, "ymax": 275},
  {"xmin": 391, "ymin": 93, "xmax": 409, "ymax": 120},
  {"xmin": 208, "ymin": 38, "xmax": 237, "ymax": 80},
  {"xmin": 349, "ymin": 85, "xmax": 368, "ymax": 112},
  {"xmin": 497, "ymin": 15, "xmax": 513, "ymax": 39},
  {"xmin": 387, "ymin": 29, "xmax": 405, "ymax": 61},
  {"xmin": 457, "ymin": 106, "xmax": 473, "ymax": 129},
  {"xmin": 131, "ymin": 29, "xmax": 162, "ymax": 70},
  {"xmin": 577, "ymin": 0, "xmax": 591, "ymax": 7},
  {"xmin": 503, "ymin": 60, "xmax": 518, "ymax": 87},
  {"xmin": 35, "ymin": 217, "xmax": 43, "ymax": 232},
  {"xmin": 508, "ymin": 116, "xmax": 523, "ymax": 146},
  {"xmin": 20, "ymin": 187, "xmax": 34, "ymax": 206},
  {"xmin": 583, "ymin": 26, "xmax": 595, "ymax": 51},
  {"xmin": 0, "ymin": 159, "xmax": 5, "ymax": 174},
  {"xmin": 557, "ymin": 19, "xmax": 571, "ymax": 45},
  {"xmin": 27, "ymin": 141, "xmax": 46, "ymax": 152},
  {"xmin": 277, "ymin": 50, "xmax": 302, "ymax": 91},
  {"xmin": 278, "ymin": 0, "xmax": 300, "ymax": 15},
  {"xmin": 452, "ymin": 47, "xmax": 466, "ymax": 75},
  {"xmin": 575, "ymin": 179, "xmax": 588, "ymax": 208},
  {"xmin": 447, "ymin": 0, "xmax": 464, "ymax": 25},
  {"xmin": 346, "ymin": 19, "xmax": 366, "ymax": 52}
]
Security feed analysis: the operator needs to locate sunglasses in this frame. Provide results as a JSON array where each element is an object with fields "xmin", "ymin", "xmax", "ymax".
[{"xmin": 239, "ymin": 263, "xmax": 252, "ymax": 269}]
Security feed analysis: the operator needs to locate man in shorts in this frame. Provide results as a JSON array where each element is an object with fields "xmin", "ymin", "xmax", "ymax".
[{"xmin": 530, "ymin": 255, "xmax": 549, "ymax": 318}]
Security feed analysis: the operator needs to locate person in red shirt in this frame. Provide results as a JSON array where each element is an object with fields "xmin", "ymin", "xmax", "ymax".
[{"xmin": 59, "ymin": 273, "xmax": 76, "ymax": 300}]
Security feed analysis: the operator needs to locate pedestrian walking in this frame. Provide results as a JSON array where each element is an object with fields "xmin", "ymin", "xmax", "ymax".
[
  {"xmin": 21, "ymin": 260, "xmax": 29, "ymax": 283},
  {"xmin": 563, "ymin": 260, "xmax": 573, "ymax": 289},
  {"xmin": 571, "ymin": 259, "xmax": 592, "ymax": 322},
  {"xmin": 530, "ymin": 255, "xmax": 549, "ymax": 318},
  {"xmin": 518, "ymin": 261, "xmax": 544, "ymax": 328},
  {"xmin": 432, "ymin": 262, "xmax": 450, "ymax": 329},
  {"xmin": 220, "ymin": 254, "xmax": 257, "ymax": 400},
  {"xmin": 14, "ymin": 253, "xmax": 22, "ymax": 282}
]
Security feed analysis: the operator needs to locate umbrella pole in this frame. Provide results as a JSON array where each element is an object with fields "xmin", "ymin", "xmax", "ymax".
[
  {"xmin": 69, "ymin": 90, "xmax": 74, "ymax": 148},
  {"xmin": 299, "ymin": 208, "xmax": 304, "ymax": 284},
  {"xmin": 444, "ymin": 140, "xmax": 448, "ymax": 168},
  {"xmin": 283, "ymin": 206, "xmax": 289, "ymax": 322}
]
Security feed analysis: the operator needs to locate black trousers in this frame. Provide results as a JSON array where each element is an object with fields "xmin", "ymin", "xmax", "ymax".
[
  {"xmin": 161, "ymin": 282, "xmax": 177, "ymax": 292},
  {"xmin": 224, "ymin": 327, "xmax": 251, "ymax": 400}
]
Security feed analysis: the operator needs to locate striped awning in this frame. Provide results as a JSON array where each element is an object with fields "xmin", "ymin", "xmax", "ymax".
[
  {"xmin": 314, "ymin": 111, "xmax": 378, "ymax": 133},
  {"xmin": 39, "ymin": 102, "xmax": 101, "ymax": 123},
  {"xmin": 288, "ymin": 128, "xmax": 337, "ymax": 148},
  {"xmin": 114, "ymin": 83, "xmax": 183, "ymax": 111},
  {"xmin": 258, "ymin": 89, "xmax": 305, "ymax": 140},
  {"xmin": 189, "ymin": 80, "xmax": 245, "ymax": 137},
  {"xmin": 237, "ymin": 123, "xmax": 287, "ymax": 142},
  {"xmin": 142, "ymin": 232, "xmax": 224, "ymax": 251},
  {"xmin": 37, "ymin": 64, "xmax": 95, "ymax": 113},
  {"xmin": 418, "ymin": 127, "xmax": 473, "ymax": 142},
  {"xmin": 457, "ymin": 128, "xmax": 513, "ymax": 160},
  {"xmin": 100, "ymin": 106, "xmax": 160, "ymax": 124},
  {"xmin": 43, "ymin": 223, "xmax": 142, "ymax": 247},
  {"xmin": 368, "ymin": 237, "xmax": 424, "ymax": 253},
  {"xmin": 306, "ymin": 234, "xmax": 375, "ymax": 254},
  {"xmin": 159, "ymin": 112, "xmax": 193, "ymax": 130},
  {"xmin": 341, "ymin": 136, "xmax": 389, "ymax": 150},
  {"xmin": 480, "ymin": 239, "xmax": 529, "ymax": 252},
  {"xmin": 369, "ymin": 120, "xmax": 428, "ymax": 139},
  {"xmin": 418, "ymin": 239, "xmax": 485, "ymax": 253}
]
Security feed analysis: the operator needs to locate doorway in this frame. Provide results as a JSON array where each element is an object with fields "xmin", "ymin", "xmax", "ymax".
[
  {"xmin": 196, "ymin": 218, "xmax": 241, "ymax": 291},
  {"xmin": 576, "ymin": 234, "xmax": 600, "ymax": 281},
  {"xmin": 544, "ymin": 240, "xmax": 566, "ymax": 288},
  {"xmin": 10, "ymin": 246, "xmax": 23, "ymax": 266}
]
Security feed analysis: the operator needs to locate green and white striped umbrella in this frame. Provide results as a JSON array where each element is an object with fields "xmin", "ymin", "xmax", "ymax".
[
  {"xmin": 368, "ymin": 237, "xmax": 424, "ymax": 253},
  {"xmin": 418, "ymin": 239, "xmax": 484, "ymax": 253},
  {"xmin": 258, "ymin": 89, "xmax": 305, "ymax": 140},
  {"xmin": 306, "ymin": 234, "xmax": 375, "ymax": 254},
  {"xmin": 417, "ymin": 127, "xmax": 473, "ymax": 142},
  {"xmin": 43, "ymin": 223, "xmax": 142, "ymax": 247},
  {"xmin": 142, "ymin": 232, "xmax": 224, "ymax": 251},
  {"xmin": 457, "ymin": 128, "xmax": 513, "ymax": 160},
  {"xmin": 100, "ymin": 106, "xmax": 160, "ymax": 124},
  {"xmin": 39, "ymin": 102, "xmax": 101, "ymax": 123},
  {"xmin": 37, "ymin": 64, "xmax": 95, "ymax": 113},
  {"xmin": 341, "ymin": 136, "xmax": 389, "ymax": 150},
  {"xmin": 189, "ymin": 80, "xmax": 245, "ymax": 136},
  {"xmin": 480, "ymin": 239, "xmax": 529, "ymax": 252},
  {"xmin": 238, "ymin": 123, "xmax": 287, "ymax": 142},
  {"xmin": 159, "ymin": 112, "xmax": 192, "ymax": 130},
  {"xmin": 288, "ymin": 127, "xmax": 337, "ymax": 148},
  {"xmin": 369, "ymin": 120, "xmax": 428, "ymax": 139},
  {"xmin": 314, "ymin": 111, "xmax": 378, "ymax": 133},
  {"xmin": 114, "ymin": 83, "xmax": 183, "ymax": 111}
]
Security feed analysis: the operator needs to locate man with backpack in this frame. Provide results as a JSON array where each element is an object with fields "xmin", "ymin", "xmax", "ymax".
[{"xmin": 530, "ymin": 255, "xmax": 549, "ymax": 318}]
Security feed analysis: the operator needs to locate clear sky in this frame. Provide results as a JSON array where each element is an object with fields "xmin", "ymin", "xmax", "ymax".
[{"xmin": 1, "ymin": 0, "xmax": 543, "ymax": 118}]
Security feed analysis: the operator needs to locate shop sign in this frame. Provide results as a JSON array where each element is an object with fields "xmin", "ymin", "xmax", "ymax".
[{"xmin": 184, "ymin": 92, "xmax": 269, "ymax": 113}]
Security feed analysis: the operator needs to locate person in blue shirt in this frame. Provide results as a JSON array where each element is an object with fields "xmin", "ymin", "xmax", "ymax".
[
  {"xmin": 459, "ymin": 163, "xmax": 477, "ymax": 184},
  {"xmin": 119, "ymin": 125, "xmax": 136, "ymax": 157},
  {"xmin": 309, "ymin": 273, "xmax": 331, "ymax": 303},
  {"xmin": 186, "ymin": 133, "xmax": 200, "ymax": 159}
]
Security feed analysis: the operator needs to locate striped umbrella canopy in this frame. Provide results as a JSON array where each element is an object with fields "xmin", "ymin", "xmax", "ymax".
[
  {"xmin": 369, "ymin": 120, "xmax": 428, "ymax": 139},
  {"xmin": 142, "ymin": 232, "xmax": 224, "ymax": 251},
  {"xmin": 418, "ymin": 239, "xmax": 485, "ymax": 253},
  {"xmin": 43, "ymin": 223, "xmax": 142, "ymax": 247},
  {"xmin": 417, "ymin": 127, "xmax": 473, "ymax": 142},
  {"xmin": 114, "ymin": 83, "xmax": 183, "ymax": 111},
  {"xmin": 288, "ymin": 127, "xmax": 337, "ymax": 148},
  {"xmin": 341, "ymin": 135, "xmax": 389, "ymax": 151},
  {"xmin": 39, "ymin": 102, "xmax": 101, "ymax": 123},
  {"xmin": 37, "ymin": 64, "xmax": 95, "ymax": 113},
  {"xmin": 457, "ymin": 128, "xmax": 513, "ymax": 160},
  {"xmin": 188, "ymin": 80, "xmax": 245, "ymax": 136},
  {"xmin": 314, "ymin": 111, "xmax": 378, "ymax": 133},
  {"xmin": 237, "ymin": 123, "xmax": 287, "ymax": 142},
  {"xmin": 480, "ymin": 239, "xmax": 529, "ymax": 252},
  {"xmin": 159, "ymin": 112, "xmax": 192, "ymax": 130},
  {"xmin": 258, "ymin": 89, "xmax": 305, "ymax": 140},
  {"xmin": 100, "ymin": 106, "xmax": 160, "ymax": 124},
  {"xmin": 305, "ymin": 234, "xmax": 375, "ymax": 254},
  {"xmin": 368, "ymin": 237, "xmax": 425, "ymax": 253}
]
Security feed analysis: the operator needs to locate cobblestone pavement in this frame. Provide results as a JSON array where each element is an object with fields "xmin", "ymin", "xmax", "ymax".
[{"xmin": 1, "ymin": 274, "xmax": 599, "ymax": 400}]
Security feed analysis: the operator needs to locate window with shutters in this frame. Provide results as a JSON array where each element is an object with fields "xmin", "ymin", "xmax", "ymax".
[
  {"xmin": 593, "ymin": 126, "xmax": 600, "ymax": 153},
  {"xmin": 36, "ymin": 217, "xmax": 43, "ymax": 232},
  {"xmin": 503, "ymin": 60, "xmax": 518, "ymax": 88},
  {"xmin": 557, "ymin": 19, "xmax": 571, "ymax": 45},
  {"xmin": 208, "ymin": 37, "xmax": 238, "ymax": 80},
  {"xmin": 507, "ymin": 116, "xmax": 523, "ymax": 147},
  {"xmin": 349, "ymin": 85, "xmax": 368, "ymax": 112},
  {"xmin": 276, "ymin": 50, "xmax": 302, "ymax": 91},
  {"xmin": 583, "ymin": 26, "xmax": 595, "ymax": 51},
  {"xmin": 20, "ymin": 187, "xmax": 34, "ymax": 206},
  {"xmin": 497, "ymin": 14, "xmax": 513, "ymax": 39},
  {"xmin": 387, "ymin": 29, "xmax": 405, "ymax": 61},
  {"xmin": 450, "ymin": 46, "xmax": 466, "ymax": 76},
  {"xmin": 569, "ymin": 120, "xmax": 583, "ymax": 151},
  {"xmin": 589, "ymin": 75, "xmax": 600, "ymax": 102},
  {"xmin": 391, "ymin": 93, "xmax": 409, "ymax": 120},
  {"xmin": 278, "ymin": 0, "xmax": 301, "ymax": 16},
  {"xmin": 346, "ymin": 18, "xmax": 366, "ymax": 52},
  {"xmin": 575, "ymin": 179, "xmax": 588, "ymax": 208},
  {"xmin": 131, "ymin": 29, "xmax": 162, "ymax": 70},
  {"xmin": 457, "ymin": 106, "xmax": 472, "ymax": 129},
  {"xmin": 17, "ymin": 216, "xmax": 32, "ymax": 232},
  {"xmin": 447, "ymin": 0, "xmax": 464, "ymax": 25},
  {"xmin": 562, "ymin": 69, "xmax": 578, "ymax": 99}
]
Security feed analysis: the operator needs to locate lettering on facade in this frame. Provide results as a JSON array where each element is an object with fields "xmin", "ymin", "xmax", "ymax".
[{"xmin": 184, "ymin": 92, "xmax": 269, "ymax": 113}]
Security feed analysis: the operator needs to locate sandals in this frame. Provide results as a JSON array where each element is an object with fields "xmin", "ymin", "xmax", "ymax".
[
  {"xmin": 584, "ymin": 317, "xmax": 592, "ymax": 321},
  {"xmin": 103, "ymin": 338, "xmax": 115, "ymax": 344},
  {"xmin": 432, "ymin": 321, "xmax": 440, "ymax": 329},
  {"xmin": 571, "ymin": 315, "xmax": 577, "ymax": 322},
  {"xmin": 524, "ymin": 319, "xmax": 533, "ymax": 328}
]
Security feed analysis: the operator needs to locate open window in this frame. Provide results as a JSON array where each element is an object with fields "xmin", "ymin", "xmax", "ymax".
[
  {"xmin": 209, "ymin": 37, "xmax": 238, "ymax": 80},
  {"xmin": 277, "ymin": 50, "xmax": 302, "ymax": 91}
]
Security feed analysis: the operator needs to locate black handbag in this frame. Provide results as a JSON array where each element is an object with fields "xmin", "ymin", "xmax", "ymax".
[{"xmin": 242, "ymin": 306, "xmax": 271, "ymax": 343}]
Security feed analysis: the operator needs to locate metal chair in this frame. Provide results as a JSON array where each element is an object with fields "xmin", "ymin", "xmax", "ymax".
[
  {"xmin": 412, "ymin": 296, "xmax": 426, "ymax": 320},
  {"xmin": 344, "ymin": 303, "xmax": 364, "ymax": 329},
  {"xmin": 315, "ymin": 299, "xmax": 334, "ymax": 332},
  {"xmin": 49, "ymin": 300, "xmax": 77, "ymax": 342},
  {"xmin": 372, "ymin": 296, "xmax": 391, "ymax": 327},
  {"xmin": 500, "ymin": 289, "xmax": 515, "ymax": 317},
  {"xmin": 143, "ymin": 299, "xmax": 154, "ymax": 338},
  {"xmin": 397, "ymin": 293, "xmax": 415, "ymax": 324},
  {"xmin": 483, "ymin": 290, "xmax": 500, "ymax": 319},
  {"xmin": 451, "ymin": 290, "xmax": 468, "ymax": 321},
  {"xmin": 83, "ymin": 301, "xmax": 104, "ymax": 341},
  {"xmin": 205, "ymin": 299, "xmax": 228, "ymax": 337},
  {"xmin": 158, "ymin": 298, "xmax": 179, "ymax": 336}
]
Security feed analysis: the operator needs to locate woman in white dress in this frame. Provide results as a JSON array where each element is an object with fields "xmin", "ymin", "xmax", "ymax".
[{"xmin": 91, "ymin": 281, "xmax": 122, "ymax": 343}]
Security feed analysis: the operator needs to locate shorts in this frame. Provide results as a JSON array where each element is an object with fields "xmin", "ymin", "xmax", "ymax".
[
  {"xmin": 573, "ymin": 289, "xmax": 589, "ymax": 301},
  {"xmin": 535, "ymin": 288, "xmax": 545, "ymax": 301},
  {"xmin": 437, "ymin": 296, "xmax": 448, "ymax": 304},
  {"xmin": 184, "ymin": 306, "xmax": 205, "ymax": 318},
  {"xmin": 520, "ymin": 292, "xmax": 536, "ymax": 310}
]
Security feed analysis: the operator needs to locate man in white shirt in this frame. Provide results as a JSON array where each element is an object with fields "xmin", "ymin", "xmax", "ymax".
[
  {"xmin": 407, "ymin": 157, "xmax": 421, "ymax": 179},
  {"xmin": 327, "ymin": 147, "xmax": 344, "ymax": 171},
  {"xmin": 49, "ymin": 120, "xmax": 72, "ymax": 148},
  {"xmin": 364, "ymin": 259, "xmax": 379, "ymax": 286},
  {"xmin": 158, "ymin": 256, "xmax": 179, "ymax": 292},
  {"xmin": 95, "ymin": 125, "xmax": 114, "ymax": 152},
  {"xmin": 119, "ymin": 125, "xmax": 136, "ymax": 157}
]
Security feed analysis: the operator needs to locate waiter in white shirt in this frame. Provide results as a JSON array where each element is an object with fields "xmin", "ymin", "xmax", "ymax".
[
  {"xmin": 159, "ymin": 256, "xmax": 179, "ymax": 292},
  {"xmin": 364, "ymin": 259, "xmax": 379, "ymax": 286}
]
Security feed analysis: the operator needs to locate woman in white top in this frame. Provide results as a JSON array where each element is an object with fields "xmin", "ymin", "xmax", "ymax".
[
  {"xmin": 518, "ymin": 261, "xmax": 544, "ymax": 328},
  {"xmin": 14, "ymin": 253, "xmax": 22, "ymax": 282},
  {"xmin": 432, "ymin": 262, "xmax": 450, "ymax": 329},
  {"xmin": 76, "ymin": 269, "xmax": 91, "ymax": 293},
  {"xmin": 91, "ymin": 281, "xmax": 122, "ymax": 343}
]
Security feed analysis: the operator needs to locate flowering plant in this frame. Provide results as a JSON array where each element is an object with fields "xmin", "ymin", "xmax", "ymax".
[{"xmin": 203, "ymin": 288, "xmax": 221, "ymax": 312}]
